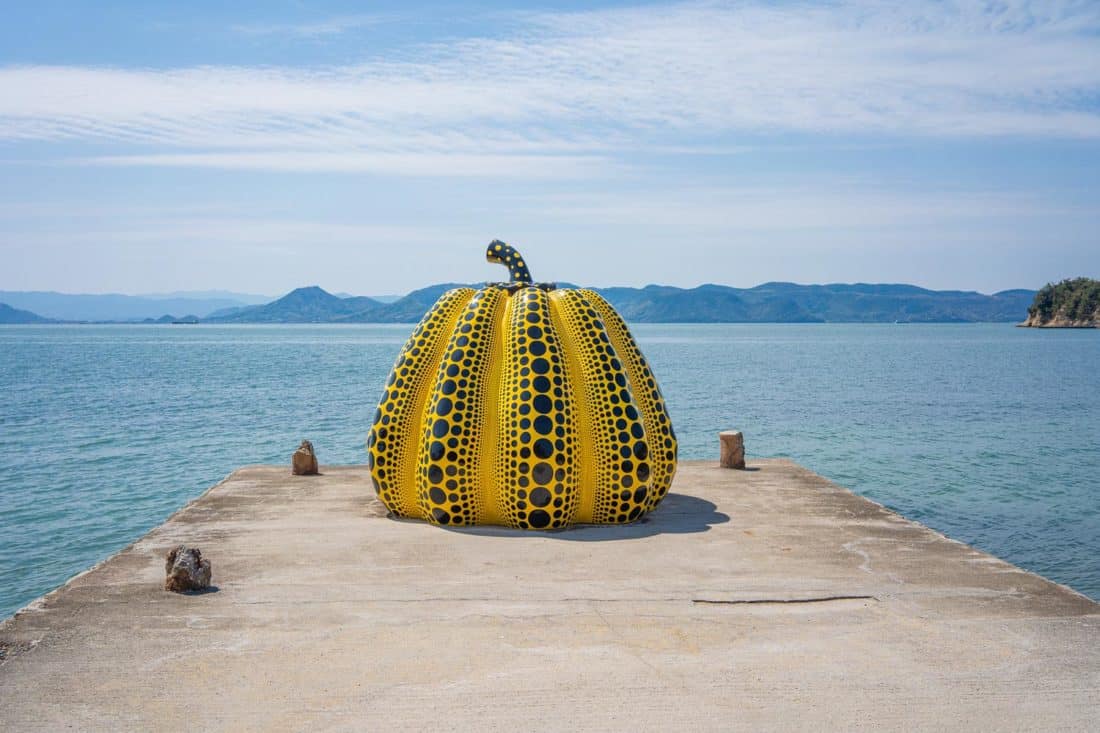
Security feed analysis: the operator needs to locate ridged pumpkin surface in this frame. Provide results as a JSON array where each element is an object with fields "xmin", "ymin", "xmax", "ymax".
[{"xmin": 367, "ymin": 242, "xmax": 677, "ymax": 530}]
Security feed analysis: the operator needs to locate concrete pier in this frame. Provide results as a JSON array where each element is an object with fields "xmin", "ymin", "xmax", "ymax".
[{"xmin": 1, "ymin": 460, "xmax": 1097, "ymax": 731}]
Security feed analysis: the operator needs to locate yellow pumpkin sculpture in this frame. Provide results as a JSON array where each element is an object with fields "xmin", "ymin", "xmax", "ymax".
[{"xmin": 367, "ymin": 241, "xmax": 677, "ymax": 530}]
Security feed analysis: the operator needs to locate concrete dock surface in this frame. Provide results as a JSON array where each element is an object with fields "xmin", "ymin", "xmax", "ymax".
[{"xmin": 1, "ymin": 459, "xmax": 1097, "ymax": 731}]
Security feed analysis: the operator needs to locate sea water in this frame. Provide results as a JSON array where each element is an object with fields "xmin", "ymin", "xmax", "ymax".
[{"xmin": 1, "ymin": 323, "xmax": 1097, "ymax": 618}]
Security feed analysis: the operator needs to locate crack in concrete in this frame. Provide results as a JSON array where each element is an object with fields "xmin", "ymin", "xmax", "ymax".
[{"xmin": 693, "ymin": 595, "xmax": 877, "ymax": 605}]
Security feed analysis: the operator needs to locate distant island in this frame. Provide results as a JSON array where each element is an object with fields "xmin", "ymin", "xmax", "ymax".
[
  {"xmin": 1022, "ymin": 278, "xmax": 1100, "ymax": 328},
  {"xmin": 1, "ymin": 282, "xmax": 1039, "ymax": 325}
]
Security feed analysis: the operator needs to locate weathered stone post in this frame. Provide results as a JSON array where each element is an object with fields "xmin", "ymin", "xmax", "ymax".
[
  {"xmin": 292, "ymin": 439, "xmax": 319, "ymax": 476},
  {"xmin": 719, "ymin": 430, "xmax": 746, "ymax": 469},
  {"xmin": 164, "ymin": 546, "xmax": 212, "ymax": 593}
]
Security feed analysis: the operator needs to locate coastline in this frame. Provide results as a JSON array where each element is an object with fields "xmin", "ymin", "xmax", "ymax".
[
  {"xmin": 0, "ymin": 467, "xmax": 247, "ymax": 626},
  {"xmin": 1018, "ymin": 318, "xmax": 1100, "ymax": 328}
]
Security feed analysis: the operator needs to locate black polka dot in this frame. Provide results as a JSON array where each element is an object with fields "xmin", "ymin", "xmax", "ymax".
[
  {"xmin": 533, "ymin": 463, "xmax": 553, "ymax": 485},
  {"xmin": 530, "ymin": 488, "xmax": 552, "ymax": 507},
  {"xmin": 528, "ymin": 510, "xmax": 551, "ymax": 529}
]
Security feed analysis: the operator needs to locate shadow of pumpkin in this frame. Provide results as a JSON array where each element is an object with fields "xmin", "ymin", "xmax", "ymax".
[{"xmin": 435, "ymin": 493, "xmax": 730, "ymax": 542}]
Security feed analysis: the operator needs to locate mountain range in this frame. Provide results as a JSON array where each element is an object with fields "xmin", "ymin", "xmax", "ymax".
[
  {"xmin": 205, "ymin": 282, "xmax": 1035, "ymax": 324},
  {"xmin": 0, "ymin": 290, "xmax": 272, "ymax": 322},
  {"xmin": 0, "ymin": 283, "xmax": 1037, "ymax": 325}
]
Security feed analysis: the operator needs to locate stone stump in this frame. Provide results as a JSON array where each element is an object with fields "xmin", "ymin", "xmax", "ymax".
[
  {"xmin": 719, "ymin": 430, "xmax": 746, "ymax": 469},
  {"xmin": 164, "ymin": 546, "xmax": 212, "ymax": 593},
  {"xmin": 292, "ymin": 439, "xmax": 319, "ymax": 476}
]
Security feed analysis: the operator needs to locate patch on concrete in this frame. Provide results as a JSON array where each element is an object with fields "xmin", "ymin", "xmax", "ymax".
[{"xmin": 0, "ymin": 639, "xmax": 37, "ymax": 664}]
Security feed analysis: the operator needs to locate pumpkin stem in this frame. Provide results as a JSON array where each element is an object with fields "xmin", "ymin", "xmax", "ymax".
[{"xmin": 486, "ymin": 240, "xmax": 533, "ymax": 284}]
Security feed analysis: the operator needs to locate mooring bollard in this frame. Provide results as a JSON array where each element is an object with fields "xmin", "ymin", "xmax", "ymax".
[{"xmin": 719, "ymin": 430, "xmax": 746, "ymax": 469}]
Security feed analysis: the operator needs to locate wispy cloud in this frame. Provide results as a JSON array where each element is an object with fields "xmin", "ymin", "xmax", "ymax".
[
  {"xmin": 18, "ymin": 217, "xmax": 463, "ymax": 246},
  {"xmin": 0, "ymin": 0, "xmax": 1098, "ymax": 175},
  {"xmin": 81, "ymin": 151, "xmax": 616, "ymax": 178},
  {"xmin": 231, "ymin": 14, "xmax": 390, "ymax": 38},
  {"xmin": 505, "ymin": 184, "xmax": 1088, "ymax": 233}
]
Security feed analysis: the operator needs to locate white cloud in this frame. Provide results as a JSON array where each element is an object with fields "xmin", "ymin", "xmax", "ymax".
[{"xmin": 0, "ymin": 0, "xmax": 1098, "ymax": 174}]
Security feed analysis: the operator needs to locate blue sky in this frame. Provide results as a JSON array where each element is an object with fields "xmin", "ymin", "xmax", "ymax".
[{"xmin": 1, "ymin": 0, "xmax": 1098, "ymax": 296}]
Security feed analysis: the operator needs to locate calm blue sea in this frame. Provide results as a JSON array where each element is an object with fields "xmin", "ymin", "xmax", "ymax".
[{"xmin": 1, "ymin": 323, "xmax": 1097, "ymax": 617}]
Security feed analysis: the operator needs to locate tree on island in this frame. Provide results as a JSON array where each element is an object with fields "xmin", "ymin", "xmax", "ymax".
[{"xmin": 1025, "ymin": 278, "xmax": 1100, "ymax": 327}]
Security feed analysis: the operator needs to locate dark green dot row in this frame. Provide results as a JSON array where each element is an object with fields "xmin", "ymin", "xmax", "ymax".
[
  {"xmin": 500, "ymin": 287, "xmax": 578, "ymax": 530},
  {"xmin": 368, "ymin": 289, "xmax": 472, "ymax": 517},
  {"xmin": 585, "ymin": 291, "xmax": 678, "ymax": 512},
  {"xmin": 558, "ymin": 291, "xmax": 652, "ymax": 524},
  {"xmin": 417, "ymin": 288, "xmax": 503, "ymax": 527}
]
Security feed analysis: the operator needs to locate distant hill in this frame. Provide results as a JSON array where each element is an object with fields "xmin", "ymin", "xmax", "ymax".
[
  {"xmin": 599, "ymin": 283, "xmax": 822, "ymax": 322},
  {"xmin": 0, "ymin": 290, "xmax": 263, "ymax": 321},
  {"xmin": 1022, "ymin": 278, "xmax": 1100, "ymax": 328},
  {"xmin": 137, "ymin": 290, "xmax": 273, "ymax": 305},
  {"xmin": 0, "ymin": 302, "xmax": 52, "ymax": 324},
  {"xmin": 576, "ymin": 282, "xmax": 1033, "ymax": 323},
  {"xmin": 202, "ymin": 283, "xmax": 1036, "ymax": 324},
  {"xmin": 355, "ymin": 284, "xmax": 472, "ymax": 323},
  {"xmin": 204, "ymin": 284, "xmax": 476, "ymax": 324},
  {"xmin": 205, "ymin": 286, "xmax": 383, "ymax": 323}
]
